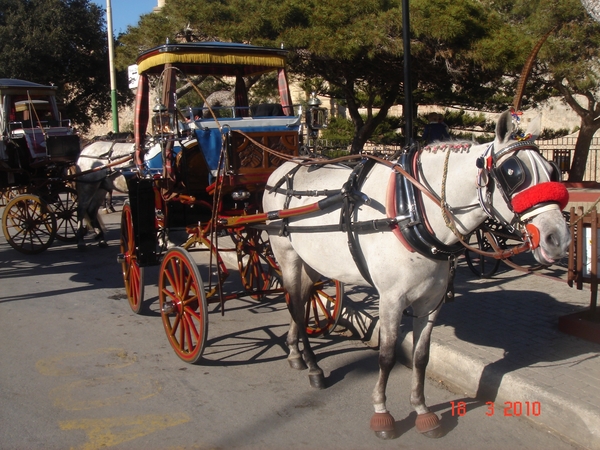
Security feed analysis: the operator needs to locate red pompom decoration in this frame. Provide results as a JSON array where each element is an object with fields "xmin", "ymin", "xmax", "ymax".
[{"xmin": 511, "ymin": 181, "xmax": 569, "ymax": 214}]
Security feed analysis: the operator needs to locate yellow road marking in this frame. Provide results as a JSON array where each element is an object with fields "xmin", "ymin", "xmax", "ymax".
[
  {"xmin": 36, "ymin": 348, "xmax": 136, "ymax": 376},
  {"xmin": 60, "ymin": 413, "xmax": 190, "ymax": 450},
  {"xmin": 49, "ymin": 373, "xmax": 161, "ymax": 411}
]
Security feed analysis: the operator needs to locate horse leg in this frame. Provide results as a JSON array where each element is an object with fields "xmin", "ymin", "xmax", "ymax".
[
  {"xmin": 270, "ymin": 234, "xmax": 324, "ymax": 387},
  {"xmin": 285, "ymin": 263, "xmax": 326, "ymax": 388},
  {"xmin": 89, "ymin": 189, "xmax": 109, "ymax": 247},
  {"xmin": 410, "ymin": 304, "xmax": 444, "ymax": 438},
  {"xmin": 286, "ymin": 319, "xmax": 307, "ymax": 371},
  {"xmin": 75, "ymin": 184, "xmax": 93, "ymax": 251},
  {"xmin": 370, "ymin": 296, "xmax": 403, "ymax": 439}
]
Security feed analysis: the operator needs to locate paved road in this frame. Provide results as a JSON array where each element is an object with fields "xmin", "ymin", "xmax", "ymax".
[{"xmin": 0, "ymin": 197, "xmax": 580, "ymax": 449}]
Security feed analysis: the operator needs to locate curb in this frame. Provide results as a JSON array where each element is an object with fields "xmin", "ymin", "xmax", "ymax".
[{"xmin": 396, "ymin": 330, "xmax": 600, "ymax": 449}]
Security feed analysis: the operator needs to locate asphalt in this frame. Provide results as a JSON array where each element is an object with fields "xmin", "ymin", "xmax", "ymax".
[
  {"xmin": 10, "ymin": 189, "xmax": 600, "ymax": 448},
  {"xmin": 380, "ymin": 190, "xmax": 600, "ymax": 450}
]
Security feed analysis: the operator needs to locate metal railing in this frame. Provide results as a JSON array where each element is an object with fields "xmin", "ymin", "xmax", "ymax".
[
  {"xmin": 537, "ymin": 137, "xmax": 600, "ymax": 183},
  {"xmin": 312, "ymin": 137, "xmax": 600, "ymax": 182}
]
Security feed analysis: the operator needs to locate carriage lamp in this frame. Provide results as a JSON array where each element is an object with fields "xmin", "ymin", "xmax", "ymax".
[
  {"xmin": 307, "ymin": 92, "xmax": 327, "ymax": 131},
  {"xmin": 306, "ymin": 92, "xmax": 328, "ymax": 153}
]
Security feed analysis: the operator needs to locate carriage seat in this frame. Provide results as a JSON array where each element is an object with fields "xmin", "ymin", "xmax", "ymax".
[{"xmin": 250, "ymin": 103, "xmax": 284, "ymax": 117}]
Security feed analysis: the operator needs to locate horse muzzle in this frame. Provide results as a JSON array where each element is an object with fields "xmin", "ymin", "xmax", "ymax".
[{"xmin": 526, "ymin": 209, "xmax": 571, "ymax": 266}]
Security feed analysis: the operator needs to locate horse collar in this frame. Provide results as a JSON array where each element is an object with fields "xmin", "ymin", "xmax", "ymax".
[{"xmin": 388, "ymin": 148, "xmax": 464, "ymax": 261}]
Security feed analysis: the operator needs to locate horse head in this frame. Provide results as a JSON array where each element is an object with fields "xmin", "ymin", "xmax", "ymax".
[{"xmin": 477, "ymin": 110, "xmax": 570, "ymax": 265}]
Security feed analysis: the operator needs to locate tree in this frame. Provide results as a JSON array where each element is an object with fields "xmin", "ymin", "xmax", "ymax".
[
  {"xmin": 0, "ymin": 0, "xmax": 131, "ymax": 130},
  {"xmin": 117, "ymin": 0, "xmax": 516, "ymax": 153},
  {"xmin": 485, "ymin": 0, "xmax": 600, "ymax": 182}
]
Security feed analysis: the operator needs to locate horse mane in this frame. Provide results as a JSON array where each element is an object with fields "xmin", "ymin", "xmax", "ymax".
[{"xmin": 421, "ymin": 141, "xmax": 474, "ymax": 153}]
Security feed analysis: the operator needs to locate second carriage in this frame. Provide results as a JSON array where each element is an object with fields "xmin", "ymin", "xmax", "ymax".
[
  {"xmin": 119, "ymin": 41, "xmax": 343, "ymax": 363},
  {"xmin": 0, "ymin": 78, "xmax": 81, "ymax": 254}
]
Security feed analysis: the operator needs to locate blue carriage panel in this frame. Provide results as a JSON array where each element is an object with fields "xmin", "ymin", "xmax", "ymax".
[{"xmin": 192, "ymin": 116, "xmax": 302, "ymax": 173}]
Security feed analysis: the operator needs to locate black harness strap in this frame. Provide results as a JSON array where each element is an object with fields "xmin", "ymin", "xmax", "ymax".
[
  {"xmin": 341, "ymin": 158, "xmax": 377, "ymax": 286},
  {"xmin": 271, "ymin": 158, "xmax": 378, "ymax": 286},
  {"xmin": 396, "ymin": 147, "xmax": 464, "ymax": 260}
]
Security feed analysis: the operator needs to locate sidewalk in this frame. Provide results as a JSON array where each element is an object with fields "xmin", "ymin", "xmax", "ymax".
[{"xmin": 387, "ymin": 256, "xmax": 600, "ymax": 449}]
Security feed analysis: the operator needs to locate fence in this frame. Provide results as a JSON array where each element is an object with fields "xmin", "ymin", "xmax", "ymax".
[
  {"xmin": 313, "ymin": 137, "xmax": 600, "ymax": 183},
  {"xmin": 537, "ymin": 136, "xmax": 600, "ymax": 183}
]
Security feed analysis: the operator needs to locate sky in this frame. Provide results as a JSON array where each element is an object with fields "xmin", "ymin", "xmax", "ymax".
[{"xmin": 92, "ymin": 0, "xmax": 158, "ymax": 35}]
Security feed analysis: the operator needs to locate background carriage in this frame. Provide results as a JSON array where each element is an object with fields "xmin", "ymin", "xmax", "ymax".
[
  {"xmin": 118, "ymin": 42, "xmax": 342, "ymax": 363},
  {"xmin": 0, "ymin": 79, "xmax": 81, "ymax": 254}
]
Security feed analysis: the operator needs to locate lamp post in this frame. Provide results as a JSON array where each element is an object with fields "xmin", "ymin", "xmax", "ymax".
[
  {"xmin": 402, "ymin": 0, "xmax": 413, "ymax": 146},
  {"xmin": 106, "ymin": 0, "xmax": 119, "ymax": 133}
]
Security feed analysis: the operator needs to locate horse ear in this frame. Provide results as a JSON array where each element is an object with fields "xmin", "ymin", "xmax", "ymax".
[
  {"xmin": 495, "ymin": 110, "xmax": 514, "ymax": 144},
  {"xmin": 524, "ymin": 114, "xmax": 541, "ymax": 141}
]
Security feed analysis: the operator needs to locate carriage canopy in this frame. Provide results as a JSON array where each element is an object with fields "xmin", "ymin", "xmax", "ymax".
[{"xmin": 133, "ymin": 42, "xmax": 296, "ymax": 169}]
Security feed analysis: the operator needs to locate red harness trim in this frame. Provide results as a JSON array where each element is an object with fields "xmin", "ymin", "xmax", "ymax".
[
  {"xmin": 386, "ymin": 172, "xmax": 416, "ymax": 252},
  {"xmin": 511, "ymin": 181, "xmax": 569, "ymax": 214}
]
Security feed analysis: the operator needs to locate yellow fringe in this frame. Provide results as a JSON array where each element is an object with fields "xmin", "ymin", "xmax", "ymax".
[{"xmin": 138, "ymin": 51, "xmax": 285, "ymax": 74}]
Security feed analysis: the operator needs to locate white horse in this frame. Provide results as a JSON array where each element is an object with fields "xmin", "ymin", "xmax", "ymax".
[
  {"xmin": 263, "ymin": 110, "xmax": 571, "ymax": 439},
  {"xmin": 74, "ymin": 140, "xmax": 134, "ymax": 250}
]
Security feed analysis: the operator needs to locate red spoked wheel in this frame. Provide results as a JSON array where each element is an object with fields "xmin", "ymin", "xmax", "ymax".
[
  {"xmin": 230, "ymin": 227, "xmax": 280, "ymax": 299},
  {"xmin": 286, "ymin": 278, "xmax": 344, "ymax": 337},
  {"xmin": 120, "ymin": 201, "xmax": 145, "ymax": 314},
  {"xmin": 159, "ymin": 247, "xmax": 208, "ymax": 364},
  {"xmin": 2, "ymin": 194, "xmax": 56, "ymax": 254},
  {"xmin": 305, "ymin": 279, "xmax": 344, "ymax": 336}
]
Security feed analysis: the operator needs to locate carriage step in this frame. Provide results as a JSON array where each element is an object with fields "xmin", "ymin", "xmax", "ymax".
[{"xmin": 116, "ymin": 253, "xmax": 125, "ymax": 264}]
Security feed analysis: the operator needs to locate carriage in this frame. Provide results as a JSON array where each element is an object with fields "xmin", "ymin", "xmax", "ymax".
[
  {"xmin": 117, "ymin": 40, "xmax": 572, "ymax": 440},
  {"xmin": 118, "ymin": 41, "xmax": 342, "ymax": 362},
  {"xmin": 0, "ymin": 79, "xmax": 81, "ymax": 254}
]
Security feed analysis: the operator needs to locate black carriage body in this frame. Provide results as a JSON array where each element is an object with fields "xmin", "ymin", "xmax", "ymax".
[{"xmin": 0, "ymin": 78, "xmax": 80, "ymax": 189}]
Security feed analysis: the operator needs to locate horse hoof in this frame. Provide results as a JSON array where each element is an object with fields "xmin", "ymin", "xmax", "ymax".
[
  {"xmin": 98, "ymin": 241, "xmax": 108, "ymax": 248},
  {"xmin": 288, "ymin": 357, "xmax": 307, "ymax": 371},
  {"xmin": 370, "ymin": 412, "xmax": 396, "ymax": 439},
  {"xmin": 415, "ymin": 412, "xmax": 443, "ymax": 438},
  {"xmin": 308, "ymin": 372, "xmax": 326, "ymax": 389},
  {"xmin": 374, "ymin": 430, "xmax": 396, "ymax": 440}
]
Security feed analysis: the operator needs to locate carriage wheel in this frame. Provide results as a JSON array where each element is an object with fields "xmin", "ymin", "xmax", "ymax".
[
  {"xmin": 464, "ymin": 228, "xmax": 501, "ymax": 278},
  {"xmin": 159, "ymin": 247, "xmax": 208, "ymax": 364},
  {"xmin": 2, "ymin": 194, "xmax": 56, "ymax": 254},
  {"xmin": 305, "ymin": 279, "xmax": 344, "ymax": 336},
  {"xmin": 285, "ymin": 278, "xmax": 344, "ymax": 337},
  {"xmin": 120, "ymin": 202, "xmax": 145, "ymax": 314},
  {"xmin": 48, "ymin": 187, "xmax": 78, "ymax": 242},
  {"xmin": 183, "ymin": 232, "xmax": 229, "ymax": 300},
  {"xmin": 1, "ymin": 187, "xmax": 25, "ymax": 207},
  {"xmin": 230, "ymin": 227, "xmax": 280, "ymax": 299}
]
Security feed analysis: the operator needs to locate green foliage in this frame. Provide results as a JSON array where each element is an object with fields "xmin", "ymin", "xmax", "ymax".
[
  {"xmin": 538, "ymin": 128, "xmax": 572, "ymax": 140},
  {"xmin": 320, "ymin": 116, "xmax": 354, "ymax": 141},
  {"xmin": 0, "ymin": 0, "xmax": 131, "ymax": 130}
]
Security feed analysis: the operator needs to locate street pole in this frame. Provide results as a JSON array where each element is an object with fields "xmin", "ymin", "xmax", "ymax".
[
  {"xmin": 402, "ymin": 0, "xmax": 413, "ymax": 146},
  {"xmin": 107, "ymin": 0, "xmax": 119, "ymax": 133}
]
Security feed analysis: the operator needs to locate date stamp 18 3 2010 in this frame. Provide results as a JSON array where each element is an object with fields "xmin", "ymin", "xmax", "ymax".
[{"xmin": 450, "ymin": 401, "xmax": 542, "ymax": 417}]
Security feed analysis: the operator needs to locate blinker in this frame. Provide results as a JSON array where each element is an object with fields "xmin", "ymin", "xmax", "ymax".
[{"xmin": 492, "ymin": 155, "xmax": 526, "ymax": 197}]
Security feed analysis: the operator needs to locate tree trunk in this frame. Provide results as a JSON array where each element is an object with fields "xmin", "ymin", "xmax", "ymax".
[{"xmin": 569, "ymin": 123, "xmax": 599, "ymax": 182}]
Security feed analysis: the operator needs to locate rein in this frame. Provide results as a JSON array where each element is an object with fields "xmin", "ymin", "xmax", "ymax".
[
  {"xmin": 66, "ymin": 154, "xmax": 134, "ymax": 181},
  {"xmin": 229, "ymin": 130, "xmax": 540, "ymax": 262}
]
